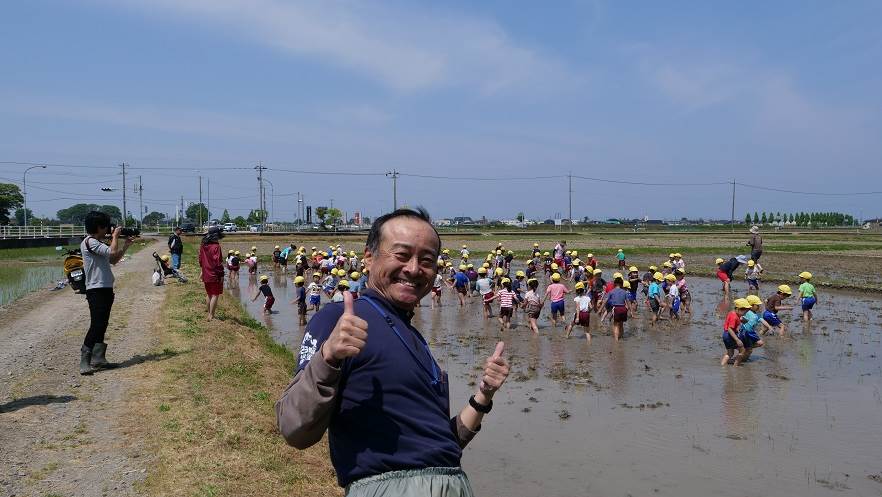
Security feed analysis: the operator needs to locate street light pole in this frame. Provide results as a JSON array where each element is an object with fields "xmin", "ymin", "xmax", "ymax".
[
  {"xmin": 23, "ymin": 165, "xmax": 46, "ymax": 229},
  {"xmin": 264, "ymin": 178, "xmax": 275, "ymax": 231}
]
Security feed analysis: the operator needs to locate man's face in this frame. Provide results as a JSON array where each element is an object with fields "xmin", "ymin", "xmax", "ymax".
[
  {"xmin": 175, "ymin": 228, "xmax": 182, "ymax": 235},
  {"xmin": 364, "ymin": 217, "xmax": 439, "ymax": 310}
]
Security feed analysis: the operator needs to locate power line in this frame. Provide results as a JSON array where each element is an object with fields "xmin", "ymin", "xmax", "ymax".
[
  {"xmin": 399, "ymin": 172, "xmax": 563, "ymax": 181},
  {"xmin": 736, "ymin": 182, "xmax": 882, "ymax": 196},
  {"xmin": 268, "ymin": 167, "xmax": 385, "ymax": 177},
  {"xmin": 572, "ymin": 175, "xmax": 730, "ymax": 187}
]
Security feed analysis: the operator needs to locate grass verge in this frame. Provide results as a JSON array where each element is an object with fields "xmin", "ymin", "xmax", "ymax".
[{"xmin": 137, "ymin": 267, "xmax": 339, "ymax": 497}]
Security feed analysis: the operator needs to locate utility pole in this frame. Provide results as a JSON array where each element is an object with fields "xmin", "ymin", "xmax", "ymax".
[
  {"xmin": 207, "ymin": 177, "xmax": 211, "ymax": 226},
  {"xmin": 120, "ymin": 163, "xmax": 128, "ymax": 226},
  {"xmin": 731, "ymin": 178, "xmax": 736, "ymax": 233},
  {"xmin": 180, "ymin": 196, "xmax": 184, "ymax": 226},
  {"xmin": 568, "ymin": 172, "xmax": 573, "ymax": 233},
  {"xmin": 135, "ymin": 175, "xmax": 144, "ymax": 228},
  {"xmin": 198, "ymin": 175, "xmax": 203, "ymax": 229},
  {"xmin": 255, "ymin": 162, "xmax": 266, "ymax": 232},
  {"xmin": 385, "ymin": 169, "xmax": 399, "ymax": 211}
]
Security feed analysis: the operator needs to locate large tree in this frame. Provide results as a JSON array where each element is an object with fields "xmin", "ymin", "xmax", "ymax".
[
  {"xmin": 143, "ymin": 211, "xmax": 166, "ymax": 226},
  {"xmin": 315, "ymin": 206, "xmax": 328, "ymax": 223},
  {"xmin": 14, "ymin": 208, "xmax": 34, "ymax": 225},
  {"xmin": 233, "ymin": 216, "xmax": 247, "ymax": 228},
  {"xmin": 56, "ymin": 203, "xmax": 121, "ymax": 224},
  {"xmin": 185, "ymin": 203, "xmax": 209, "ymax": 224},
  {"xmin": 220, "ymin": 209, "xmax": 231, "ymax": 223},
  {"xmin": 0, "ymin": 183, "xmax": 24, "ymax": 225},
  {"xmin": 325, "ymin": 208, "xmax": 343, "ymax": 225}
]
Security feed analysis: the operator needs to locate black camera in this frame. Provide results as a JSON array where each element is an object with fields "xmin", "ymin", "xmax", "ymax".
[{"xmin": 108, "ymin": 225, "xmax": 141, "ymax": 237}]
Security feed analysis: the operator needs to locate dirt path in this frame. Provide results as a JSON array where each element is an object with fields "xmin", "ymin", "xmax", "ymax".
[{"xmin": 0, "ymin": 239, "xmax": 169, "ymax": 497}]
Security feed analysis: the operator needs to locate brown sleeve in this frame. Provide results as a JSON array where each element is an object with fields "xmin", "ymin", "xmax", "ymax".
[
  {"xmin": 275, "ymin": 346, "xmax": 343, "ymax": 449},
  {"xmin": 450, "ymin": 414, "xmax": 480, "ymax": 449}
]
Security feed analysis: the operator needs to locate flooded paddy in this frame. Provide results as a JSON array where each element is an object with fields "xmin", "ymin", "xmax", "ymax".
[
  {"xmin": 230, "ymin": 270, "xmax": 882, "ymax": 497},
  {"xmin": 0, "ymin": 264, "xmax": 62, "ymax": 307}
]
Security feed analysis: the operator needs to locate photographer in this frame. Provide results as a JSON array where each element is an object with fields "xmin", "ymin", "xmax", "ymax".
[
  {"xmin": 168, "ymin": 226, "xmax": 184, "ymax": 269},
  {"xmin": 79, "ymin": 211, "xmax": 135, "ymax": 375}
]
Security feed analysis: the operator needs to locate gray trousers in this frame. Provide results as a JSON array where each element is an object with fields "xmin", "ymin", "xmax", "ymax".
[{"xmin": 345, "ymin": 467, "xmax": 474, "ymax": 497}]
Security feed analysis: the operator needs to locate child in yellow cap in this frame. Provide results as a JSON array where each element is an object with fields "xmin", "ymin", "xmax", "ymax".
[
  {"xmin": 722, "ymin": 299, "xmax": 750, "ymax": 365},
  {"xmin": 523, "ymin": 278, "xmax": 543, "ymax": 334},
  {"xmin": 798, "ymin": 272, "xmax": 817, "ymax": 321},
  {"xmin": 545, "ymin": 272, "xmax": 570, "ymax": 326},
  {"xmin": 292, "ymin": 275, "xmax": 307, "ymax": 325},
  {"xmin": 616, "ymin": 248, "xmax": 626, "ymax": 270},
  {"xmin": 565, "ymin": 281, "xmax": 592, "ymax": 341},
  {"xmin": 764, "ymin": 285, "xmax": 794, "ymax": 336},
  {"xmin": 745, "ymin": 259, "xmax": 763, "ymax": 294},
  {"xmin": 252, "ymin": 274, "xmax": 275, "ymax": 314}
]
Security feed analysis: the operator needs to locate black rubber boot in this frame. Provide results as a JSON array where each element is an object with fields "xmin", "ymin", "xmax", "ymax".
[
  {"xmin": 89, "ymin": 342, "xmax": 118, "ymax": 369},
  {"xmin": 80, "ymin": 345, "xmax": 94, "ymax": 375}
]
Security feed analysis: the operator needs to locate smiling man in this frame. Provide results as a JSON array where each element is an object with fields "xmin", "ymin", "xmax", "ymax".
[{"xmin": 276, "ymin": 207, "xmax": 510, "ymax": 496}]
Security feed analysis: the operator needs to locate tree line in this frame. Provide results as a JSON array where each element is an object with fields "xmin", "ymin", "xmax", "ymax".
[{"xmin": 743, "ymin": 211, "xmax": 856, "ymax": 227}]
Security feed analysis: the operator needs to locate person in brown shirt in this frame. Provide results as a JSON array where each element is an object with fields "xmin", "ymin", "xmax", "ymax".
[
  {"xmin": 763, "ymin": 284, "xmax": 793, "ymax": 336},
  {"xmin": 748, "ymin": 226, "xmax": 764, "ymax": 262}
]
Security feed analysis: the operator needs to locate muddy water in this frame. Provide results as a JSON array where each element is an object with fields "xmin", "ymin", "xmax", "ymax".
[
  {"xmin": 230, "ymin": 270, "xmax": 882, "ymax": 497},
  {"xmin": 0, "ymin": 264, "xmax": 62, "ymax": 307}
]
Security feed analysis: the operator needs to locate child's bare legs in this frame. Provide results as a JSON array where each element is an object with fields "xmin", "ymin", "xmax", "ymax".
[
  {"xmin": 721, "ymin": 348, "xmax": 735, "ymax": 366},
  {"xmin": 207, "ymin": 294, "xmax": 219, "ymax": 320},
  {"xmin": 735, "ymin": 347, "xmax": 753, "ymax": 365},
  {"xmin": 504, "ymin": 315, "xmax": 511, "ymax": 330},
  {"xmin": 583, "ymin": 325, "xmax": 591, "ymax": 342},
  {"xmin": 612, "ymin": 322, "xmax": 622, "ymax": 341},
  {"xmin": 529, "ymin": 317, "xmax": 539, "ymax": 334},
  {"xmin": 803, "ymin": 309, "xmax": 812, "ymax": 321}
]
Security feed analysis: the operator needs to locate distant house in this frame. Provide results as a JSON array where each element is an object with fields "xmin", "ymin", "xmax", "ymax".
[
  {"xmin": 605, "ymin": 218, "xmax": 621, "ymax": 224},
  {"xmin": 452, "ymin": 216, "xmax": 474, "ymax": 225},
  {"xmin": 436, "ymin": 218, "xmax": 452, "ymax": 226}
]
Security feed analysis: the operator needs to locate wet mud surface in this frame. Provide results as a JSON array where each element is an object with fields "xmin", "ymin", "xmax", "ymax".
[{"xmin": 231, "ymin": 270, "xmax": 882, "ymax": 497}]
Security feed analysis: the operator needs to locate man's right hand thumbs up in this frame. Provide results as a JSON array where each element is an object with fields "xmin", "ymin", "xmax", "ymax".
[{"xmin": 322, "ymin": 291, "xmax": 369, "ymax": 367}]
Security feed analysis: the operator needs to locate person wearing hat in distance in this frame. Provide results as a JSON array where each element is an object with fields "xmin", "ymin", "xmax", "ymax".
[
  {"xmin": 747, "ymin": 225, "xmax": 763, "ymax": 262},
  {"xmin": 253, "ymin": 274, "xmax": 276, "ymax": 314},
  {"xmin": 198, "ymin": 226, "xmax": 226, "ymax": 321},
  {"xmin": 495, "ymin": 277, "xmax": 517, "ymax": 330},
  {"xmin": 616, "ymin": 248, "xmax": 626, "ymax": 270},
  {"xmin": 348, "ymin": 271, "xmax": 364, "ymax": 298},
  {"xmin": 459, "ymin": 244, "xmax": 469, "ymax": 265},
  {"xmin": 606, "ymin": 277, "xmax": 630, "ymax": 340},
  {"xmin": 331, "ymin": 279, "xmax": 349, "ymax": 303},
  {"xmin": 764, "ymin": 285, "xmax": 794, "ymax": 336},
  {"xmin": 647, "ymin": 271, "xmax": 665, "ymax": 326},
  {"xmin": 745, "ymin": 259, "xmax": 764, "ymax": 294},
  {"xmin": 276, "ymin": 208, "xmax": 510, "ymax": 496},
  {"xmin": 448, "ymin": 265, "xmax": 470, "ymax": 307},
  {"xmin": 721, "ymin": 299, "xmax": 750, "ymax": 366},
  {"xmin": 544, "ymin": 272, "xmax": 569, "ymax": 327},
  {"xmin": 798, "ymin": 271, "xmax": 818, "ymax": 322},
  {"xmin": 279, "ymin": 244, "xmax": 296, "ymax": 273},
  {"xmin": 290, "ymin": 275, "xmax": 308, "ymax": 325},
  {"xmin": 475, "ymin": 267, "xmax": 495, "ymax": 318},
  {"xmin": 531, "ymin": 242, "xmax": 541, "ymax": 258}
]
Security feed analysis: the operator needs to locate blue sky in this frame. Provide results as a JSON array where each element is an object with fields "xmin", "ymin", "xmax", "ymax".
[{"xmin": 1, "ymin": 1, "xmax": 881, "ymax": 222}]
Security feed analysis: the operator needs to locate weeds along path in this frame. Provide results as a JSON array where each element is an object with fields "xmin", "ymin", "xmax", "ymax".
[{"xmin": 0, "ymin": 238, "xmax": 167, "ymax": 497}]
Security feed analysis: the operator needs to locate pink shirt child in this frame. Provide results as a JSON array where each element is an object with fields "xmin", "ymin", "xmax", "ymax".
[{"xmin": 545, "ymin": 283, "xmax": 569, "ymax": 302}]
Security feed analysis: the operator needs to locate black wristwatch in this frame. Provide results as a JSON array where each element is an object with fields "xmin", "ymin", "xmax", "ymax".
[{"xmin": 469, "ymin": 395, "xmax": 493, "ymax": 414}]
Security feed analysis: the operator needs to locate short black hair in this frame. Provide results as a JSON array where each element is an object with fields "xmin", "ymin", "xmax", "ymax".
[
  {"xmin": 365, "ymin": 207, "xmax": 441, "ymax": 255},
  {"xmin": 84, "ymin": 210, "xmax": 111, "ymax": 235}
]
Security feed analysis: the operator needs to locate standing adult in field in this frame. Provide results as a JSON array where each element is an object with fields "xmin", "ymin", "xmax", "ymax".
[
  {"xmin": 168, "ymin": 226, "xmax": 184, "ymax": 269},
  {"xmin": 198, "ymin": 226, "xmax": 225, "ymax": 321},
  {"xmin": 79, "ymin": 211, "xmax": 135, "ymax": 375},
  {"xmin": 747, "ymin": 225, "xmax": 763, "ymax": 262},
  {"xmin": 553, "ymin": 240, "xmax": 566, "ymax": 268},
  {"xmin": 276, "ymin": 208, "xmax": 511, "ymax": 496}
]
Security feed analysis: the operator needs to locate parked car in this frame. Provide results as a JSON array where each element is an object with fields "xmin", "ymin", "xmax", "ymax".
[
  {"xmin": 223, "ymin": 222, "xmax": 236, "ymax": 232},
  {"xmin": 249, "ymin": 224, "xmax": 261, "ymax": 233},
  {"xmin": 180, "ymin": 222, "xmax": 196, "ymax": 233}
]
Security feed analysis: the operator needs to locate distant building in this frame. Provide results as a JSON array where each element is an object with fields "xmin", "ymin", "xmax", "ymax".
[
  {"xmin": 435, "ymin": 218, "xmax": 452, "ymax": 227},
  {"xmin": 452, "ymin": 216, "xmax": 474, "ymax": 225}
]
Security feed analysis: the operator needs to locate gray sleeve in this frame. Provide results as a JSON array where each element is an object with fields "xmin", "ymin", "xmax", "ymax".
[
  {"xmin": 275, "ymin": 346, "xmax": 342, "ymax": 449},
  {"xmin": 88, "ymin": 238, "xmax": 111, "ymax": 257}
]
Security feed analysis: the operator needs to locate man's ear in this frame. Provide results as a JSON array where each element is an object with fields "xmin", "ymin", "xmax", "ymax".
[{"xmin": 362, "ymin": 248, "xmax": 372, "ymax": 273}]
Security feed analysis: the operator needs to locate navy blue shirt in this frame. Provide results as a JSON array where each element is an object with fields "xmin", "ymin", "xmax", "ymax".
[
  {"xmin": 296, "ymin": 289, "xmax": 461, "ymax": 487},
  {"xmin": 453, "ymin": 272, "xmax": 469, "ymax": 288}
]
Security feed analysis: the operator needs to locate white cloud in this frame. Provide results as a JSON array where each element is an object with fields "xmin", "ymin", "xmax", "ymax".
[{"xmin": 107, "ymin": 0, "xmax": 574, "ymax": 94}]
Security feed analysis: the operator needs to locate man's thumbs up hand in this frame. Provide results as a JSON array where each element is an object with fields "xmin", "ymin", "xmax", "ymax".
[
  {"xmin": 478, "ymin": 341, "xmax": 510, "ymax": 397},
  {"xmin": 322, "ymin": 291, "xmax": 369, "ymax": 366}
]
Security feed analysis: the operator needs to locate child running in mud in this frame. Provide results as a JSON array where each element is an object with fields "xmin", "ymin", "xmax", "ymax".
[
  {"xmin": 674, "ymin": 269, "xmax": 691, "ymax": 314},
  {"xmin": 252, "ymin": 274, "xmax": 275, "ymax": 314},
  {"xmin": 665, "ymin": 274, "xmax": 681, "ymax": 320},
  {"xmin": 616, "ymin": 248, "xmax": 626, "ymax": 270},
  {"xmin": 322, "ymin": 268, "xmax": 339, "ymax": 297},
  {"xmin": 738, "ymin": 297, "xmax": 765, "ymax": 362},
  {"xmin": 647, "ymin": 272, "xmax": 665, "ymax": 326},
  {"xmin": 764, "ymin": 285, "xmax": 794, "ymax": 336},
  {"xmin": 272, "ymin": 245, "xmax": 282, "ymax": 271},
  {"xmin": 745, "ymin": 259, "xmax": 763, "ymax": 294},
  {"xmin": 431, "ymin": 271, "xmax": 445, "ymax": 309},
  {"xmin": 476, "ymin": 267, "xmax": 495, "ymax": 318},
  {"xmin": 565, "ymin": 282, "xmax": 592, "ymax": 341},
  {"xmin": 606, "ymin": 277, "xmax": 629, "ymax": 340},
  {"xmin": 798, "ymin": 271, "xmax": 817, "ymax": 321},
  {"xmin": 228, "ymin": 250, "xmax": 241, "ymax": 281},
  {"xmin": 627, "ymin": 266, "xmax": 641, "ymax": 314},
  {"xmin": 746, "ymin": 295, "xmax": 771, "ymax": 335},
  {"xmin": 545, "ymin": 272, "xmax": 569, "ymax": 326},
  {"xmin": 591, "ymin": 269, "xmax": 605, "ymax": 313},
  {"xmin": 496, "ymin": 278, "xmax": 516, "ymax": 330},
  {"xmin": 523, "ymin": 278, "xmax": 543, "ymax": 334},
  {"xmin": 293, "ymin": 276, "xmax": 307, "ymax": 325},
  {"xmin": 721, "ymin": 299, "xmax": 749, "ymax": 365}
]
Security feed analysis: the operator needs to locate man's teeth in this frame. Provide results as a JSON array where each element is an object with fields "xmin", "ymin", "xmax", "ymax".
[{"xmin": 396, "ymin": 279, "xmax": 416, "ymax": 287}]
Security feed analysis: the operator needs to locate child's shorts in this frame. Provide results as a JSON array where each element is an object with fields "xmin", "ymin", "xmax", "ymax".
[
  {"xmin": 500, "ymin": 307, "xmax": 513, "ymax": 318},
  {"xmin": 456, "ymin": 286, "xmax": 468, "ymax": 295},
  {"xmin": 575, "ymin": 310, "xmax": 590, "ymax": 326},
  {"xmin": 612, "ymin": 305, "xmax": 628, "ymax": 323},
  {"xmin": 264, "ymin": 296, "xmax": 275, "ymax": 311},
  {"xmin": 801, "ymin": 296, "xmax": 816, "ymax": 310},
  {"xmin": 432, "ymin": 286, "xmax": 442, "ymax": 296},
  {"xmin": 740, "ymin": 330, "xmax": 761, "ymax": 348},
  {"xmin": 627, "ymin": 290, "xmax": 637, "ymax": 302},
  {"xmin": 482, "ymin": 292, "xmax": 495, "ymax": 304},
  {"xmin": 298, "ymin": 303, "xmax": 307, "ymax": 316},
  {"xmin": 670, "ymin": 297, "xmax": 681, "ymax": 315},
  {"xmin": 762, "ymin": 310, "xmax": 781, "ymax": 326},
  {"xmin": 649, "ymin": 298, "xmax": 661, "ymax": 313},
  {"xmin": 309, "ymin": 295, "xmax": 321, "ymax": 306},
  {"xmin": 747, "ymin": 278, "xmax": 759, "ymax": 289},
  {"xmin": 716, "ymin": 270, "xmax": 730, "ymax": 282},
  {"xmin": 722, "ymin": 333, "xmax": 739, "ymax": 350},
  {"xmin": 550, "ymin": 300, "xmax": 565, "ymax": 315}
]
